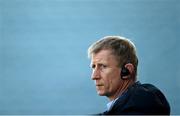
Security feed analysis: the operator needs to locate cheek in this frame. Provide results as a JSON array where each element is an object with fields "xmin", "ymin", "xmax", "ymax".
[
  {"xmin": 103, "ymin": 73, "xmax": 118, "ymax": 86},
  {"xmin": 107, "ymin": 70, "xmax": 120, "ymax": 81},
  {"xmin": 106, "ymin": 70, "xmax": 120, "ymax": 88}
]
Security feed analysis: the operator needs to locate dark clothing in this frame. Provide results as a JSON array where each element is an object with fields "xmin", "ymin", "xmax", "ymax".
[{"xmin": 101, "ymin": 81, "xmax": 170, "ymax": 115}]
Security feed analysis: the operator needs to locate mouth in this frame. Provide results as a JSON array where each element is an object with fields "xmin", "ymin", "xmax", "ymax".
[
  {"xmin": 95, "ymin": 81, "xmax": 103, "ymax": 87},
  {"xmin": 96, "ymin": 84, "xmax": 103, "ymax": 86}
]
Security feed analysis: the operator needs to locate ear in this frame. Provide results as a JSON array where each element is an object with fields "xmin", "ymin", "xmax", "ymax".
[
  {"xmin": 121, "ymin": 63, "xmax": 135, "ymax": 80},
  {"xmin": 124, "ymin": 63, "xmax": 135, "ymax": 75}
]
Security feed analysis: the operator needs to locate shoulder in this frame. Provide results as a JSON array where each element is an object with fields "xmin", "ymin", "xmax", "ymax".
[
  {"xmin": 130, "ymin": 83, "xmax": 161, "ymax": 99},
  {"xmin": 129, "ymin": 83, "xmax": 167, "ymax": 103},
  {"xmin": 125, "ymin": 82, "xmax": 170, "ymax": 114},
  {"xmin": 103, "ymin": 82, "xmax": 170, "ymax": 115}
]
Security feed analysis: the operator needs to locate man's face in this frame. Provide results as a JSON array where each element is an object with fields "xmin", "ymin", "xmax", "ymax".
[{"xmin": 90, "ymin": 49, "xmax": 122, "ymax": 98}]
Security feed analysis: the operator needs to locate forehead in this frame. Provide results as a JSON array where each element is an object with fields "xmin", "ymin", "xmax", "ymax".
[{"xmin": 91, "ymin": 50, "xmax": 118, "ymax": 64}]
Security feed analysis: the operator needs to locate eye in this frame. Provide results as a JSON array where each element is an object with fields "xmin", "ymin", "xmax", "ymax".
[
  {"xmin": 100, "ymin": 64, "xmax": 107, "ymax": 69},
  {"xmin": 91, "ymin": 64, "xmax": 96, "ymax": 69}
]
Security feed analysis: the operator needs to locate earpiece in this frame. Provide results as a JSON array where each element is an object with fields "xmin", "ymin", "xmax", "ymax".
[{"xmin": 121, "ymin": 65, "xmax": 130, "ymax": 79}]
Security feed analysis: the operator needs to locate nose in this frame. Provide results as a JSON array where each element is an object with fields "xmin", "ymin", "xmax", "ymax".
[{"xmin": 91, "ymin": 68, "xmax": 101, "ymax": 80}]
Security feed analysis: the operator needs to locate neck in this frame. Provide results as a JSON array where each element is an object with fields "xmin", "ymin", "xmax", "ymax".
[{"xmin": 108, "ymin": 80, "xmax": 134, "ymax": 101}]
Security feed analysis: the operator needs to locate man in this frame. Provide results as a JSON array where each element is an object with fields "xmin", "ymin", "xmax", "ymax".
[{"xmin": 88, "ymin": 36, "xmax": 170, "ymax": 115}]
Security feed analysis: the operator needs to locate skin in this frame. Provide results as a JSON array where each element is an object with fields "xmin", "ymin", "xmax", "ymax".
[{"xmin": 90, "ymin": 49, "xmax": 134, "ymax": 101}]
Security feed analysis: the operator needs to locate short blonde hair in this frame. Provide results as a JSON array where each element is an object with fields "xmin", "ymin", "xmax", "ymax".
[{"xmin": 88, "ymin": 36, "xmax": 138, "ymax": 76}]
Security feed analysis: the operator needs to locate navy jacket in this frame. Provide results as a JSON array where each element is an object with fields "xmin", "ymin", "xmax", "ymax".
[{"xmin": 101, "ymin": 82, "xmax": 170, "ymax": 115}]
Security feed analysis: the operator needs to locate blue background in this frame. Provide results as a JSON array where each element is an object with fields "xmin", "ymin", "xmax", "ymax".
[{"xmin": 0, "ymin": 0, "xmax": 180, "ymax": 115}]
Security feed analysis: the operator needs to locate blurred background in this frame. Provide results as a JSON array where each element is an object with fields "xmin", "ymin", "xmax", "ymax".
[{"xmin": 0, "ymin": 0, "xmax": 179, "ymax": 115}]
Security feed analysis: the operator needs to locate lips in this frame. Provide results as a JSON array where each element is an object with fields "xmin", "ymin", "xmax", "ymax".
[
  {"xmin": 95, "ymin": 81, "xmax": 103, "ymax": 86},
  {"xmin": 96, "ymin": 84, "xmax": 103, "ymax": 86}
]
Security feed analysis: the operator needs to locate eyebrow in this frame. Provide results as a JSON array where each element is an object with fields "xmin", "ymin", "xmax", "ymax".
[{"xmin": 90, "ymin": 63, "xmax": 106, "ymax": 68}]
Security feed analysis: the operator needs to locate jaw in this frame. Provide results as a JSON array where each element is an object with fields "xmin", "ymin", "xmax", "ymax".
[{"xmin": 96, "ymin": 85, "xmax": 106, "ymax": 96}]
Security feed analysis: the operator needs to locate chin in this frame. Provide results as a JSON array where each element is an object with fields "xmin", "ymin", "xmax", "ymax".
[{"xmin": 97, "ymin": 91, "xmax": 105, "ymax": 96}]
